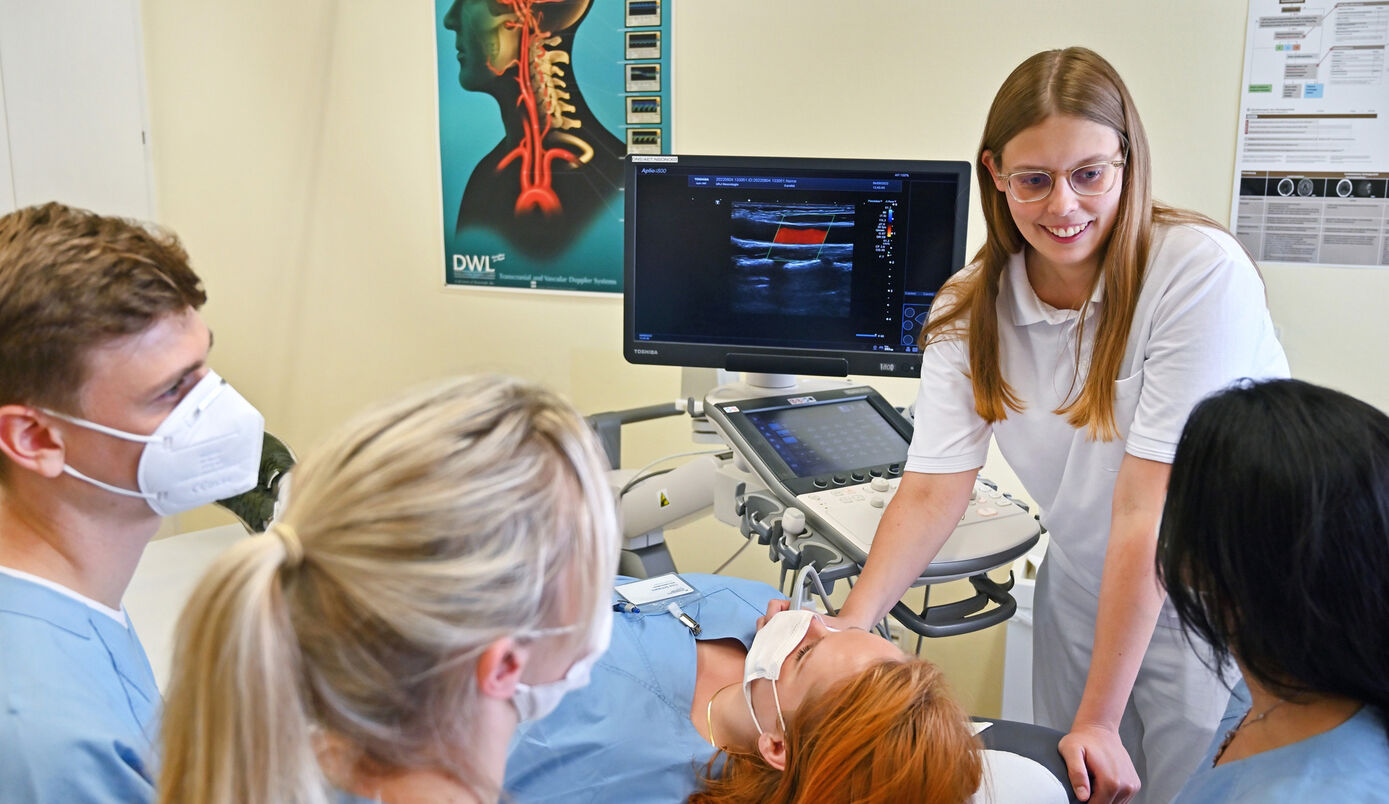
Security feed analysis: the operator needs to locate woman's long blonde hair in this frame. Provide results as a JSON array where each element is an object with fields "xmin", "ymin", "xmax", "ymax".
[
  {"xmin": 691, "ymin": 660, "xmax": 983, "ymax": 804},
  {"xmin": 157, "ymin": 375, "xmax": 619, "ymax": 804},
  {"xmin": 926, "ymin": 46, "xmax": 1224, "ymax": 439}
]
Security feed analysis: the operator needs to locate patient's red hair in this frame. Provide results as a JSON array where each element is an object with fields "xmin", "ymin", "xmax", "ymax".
[{"xmin": 690, "ymin": 659, "xmax": 982, "ymax": 804}]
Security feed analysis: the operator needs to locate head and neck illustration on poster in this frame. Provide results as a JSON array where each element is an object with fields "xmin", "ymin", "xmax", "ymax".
[{"xmin": 437, "ymin": 0, "xmax": 670, "ymax": 292}]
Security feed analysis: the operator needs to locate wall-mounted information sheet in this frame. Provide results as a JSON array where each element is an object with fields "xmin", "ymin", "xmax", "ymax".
[{"xmin": 1231, "ymin": 0, "xmax": 1389, "ymax": 267}]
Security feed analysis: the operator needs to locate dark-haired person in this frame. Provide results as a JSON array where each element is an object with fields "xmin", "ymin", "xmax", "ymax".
[
  {"xmin": 1156, "ymin": 379, "xmax": 1389, "ymax": 802},
  {"xmin": 831, "ymin": 47, "xmax": 1288, "ymax": 803},
  {"xmin": 0, "ymin": 203, "xmax": 264, "ymax": 801}
]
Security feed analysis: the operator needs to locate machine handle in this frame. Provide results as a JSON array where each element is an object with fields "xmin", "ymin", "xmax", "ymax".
[
  {"xmin": 586, "ymin": 402, "xmax": 686, "ymax": 469},
  {"xmin": 887, "ymin": 572, "xmax": 1018, "ymax": 638},
  {"xmin": 736, "ymin": 491, "xmax": 784, "ymax": 546}
]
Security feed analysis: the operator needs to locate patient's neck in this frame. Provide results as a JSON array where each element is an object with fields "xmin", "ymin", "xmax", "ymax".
[
  {"xmin": 709, "ymin": 679, "xmax": 763, "ymax": 752},
  {"xmin": 692, "ymin": 637, "xmax": 762, "ymax": 752}
]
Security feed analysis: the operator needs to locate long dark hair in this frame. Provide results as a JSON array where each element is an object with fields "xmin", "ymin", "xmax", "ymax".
[{"xmin": 1156, "ymin": 378, "xmax": 1389, "ymax": 731}]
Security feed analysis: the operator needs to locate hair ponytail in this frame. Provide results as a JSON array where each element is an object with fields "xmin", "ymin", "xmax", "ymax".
[
  {"xmin": 158, "ymin": 375, "xmax": 619, "ymax": 802},
  {"xmin": 158, "ymin": 534, "xmax": 325, "ymax": 804}
]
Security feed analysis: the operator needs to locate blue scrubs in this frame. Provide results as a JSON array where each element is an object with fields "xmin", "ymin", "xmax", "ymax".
[
  {"xmin": 504, "ymin": 573, "xmax": 781, "ymax": 804},
  {"xmin": 0, "ymin": 572, "xmax": 159, "ymax": 802},
  {"xmin": 1174, "ymin": 681, "xmax": 1389, "ymax": 802}
]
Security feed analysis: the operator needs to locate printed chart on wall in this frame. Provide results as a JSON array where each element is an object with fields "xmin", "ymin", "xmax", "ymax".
[
  {"xmin": 435, "ymin": 0, "xmax": 671, "ymax": 292},
  {"xmin": 1232, "ymin": 0, "xmax": 1389, "ymax": 268}
]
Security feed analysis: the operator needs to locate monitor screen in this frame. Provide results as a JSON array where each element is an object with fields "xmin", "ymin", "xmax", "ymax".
[{"xmin": 623, "ymin": 154, "xmax": 971, "ymax": 378}]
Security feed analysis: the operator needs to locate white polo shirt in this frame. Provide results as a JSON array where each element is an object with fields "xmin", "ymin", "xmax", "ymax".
[{"xmin": 906, "ymin": 223, "xmax": 1289, "ymax": 596}]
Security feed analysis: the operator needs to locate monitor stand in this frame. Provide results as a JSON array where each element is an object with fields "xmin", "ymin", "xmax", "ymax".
[
  {"xmin": 742, "ymin": 372, "xmax": 797, "ymax": 390},
  {"xmin": 707, "ymin": 372, "xmax": 856, "ymax": 406}
]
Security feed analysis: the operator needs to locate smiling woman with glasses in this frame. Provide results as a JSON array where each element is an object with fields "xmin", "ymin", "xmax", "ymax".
[{"xmin": 831, "ymin": 46, "xmax": 1289, "ymax": 804}]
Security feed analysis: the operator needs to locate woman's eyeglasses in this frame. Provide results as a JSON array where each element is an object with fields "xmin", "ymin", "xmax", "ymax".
[{"xmin": 997, "ymin": 159, "xmax": 1126, "ymax": 203}]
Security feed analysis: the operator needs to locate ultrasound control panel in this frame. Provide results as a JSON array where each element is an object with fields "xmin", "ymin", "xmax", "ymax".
[
  {"xmin": 706, "ymin": 385, "xmax": 1039, "ymax": 575},
  {"xmin": 727, "ymin": 391, "xmax": 909, "ymax": 495}
]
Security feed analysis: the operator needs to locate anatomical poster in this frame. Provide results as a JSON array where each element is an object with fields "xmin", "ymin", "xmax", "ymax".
[
  {"xmin": 1231, "ymin": 0, "xmax": 1389, "ymax": 268},
  {"xmin": 435, "ymin": 0, "xmax": 672, "ymax": 292}
]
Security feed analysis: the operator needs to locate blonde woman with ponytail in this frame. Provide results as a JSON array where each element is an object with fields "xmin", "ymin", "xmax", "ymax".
[
  {"xmin": 157, "ymin": 375, "xmax": 619, "ymax": 804},
  {"xmin": 833, "ymin": 47, "xmax": 1287, "ymax": 804}
]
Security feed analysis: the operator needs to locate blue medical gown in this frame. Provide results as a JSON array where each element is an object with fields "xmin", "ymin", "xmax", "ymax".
[
  {"xmin": 1173, "ymin": 680, "xmax": 1389, "ymax": 802},
  {"xmin": 0, "ymin": 573, "xmax": 159, "ymax": 802},
  {"xmin": 504, "ymin": 573, "xmax": 782, "ymax": 804}
]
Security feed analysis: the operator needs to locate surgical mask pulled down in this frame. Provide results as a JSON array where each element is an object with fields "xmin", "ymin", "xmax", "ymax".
[
  {"xmin": 742, "ymin": 608, "xmax": 837, "ymax": 734},
  {"xmin": 44, "ymin": 371, "xmax": 264, "ymax": 516},
  {"xmin": 511, "ymin": 584, "xmax": 613, "ymax": 722}
]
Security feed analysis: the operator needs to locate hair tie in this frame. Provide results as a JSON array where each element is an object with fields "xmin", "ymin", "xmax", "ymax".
[{"xmin": 271, "ymin": 522, "xmax": 304, "ymax": 568}]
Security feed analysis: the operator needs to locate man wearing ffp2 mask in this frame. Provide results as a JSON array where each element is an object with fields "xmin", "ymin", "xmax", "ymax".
[{"xmin": 0, "ymin": 203, "xmax": 264, "ymax": 803}]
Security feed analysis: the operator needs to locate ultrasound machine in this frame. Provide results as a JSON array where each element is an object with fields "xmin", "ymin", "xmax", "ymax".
[{"xmin": 599, "ymin": 154, "xmax": 1041, "ymax": 638}]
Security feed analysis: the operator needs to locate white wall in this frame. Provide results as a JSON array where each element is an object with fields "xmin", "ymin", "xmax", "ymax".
[
  {"xmin": 0, "ymin": 65, "xmax": 14, "ymax": 213},
  {"xmin": 133, "ymin": 0, "xmax": 1388, "ymax": 715},
  {"xmin": 0, "ymin": 0, "xmax": 152, "ymax": 219}
]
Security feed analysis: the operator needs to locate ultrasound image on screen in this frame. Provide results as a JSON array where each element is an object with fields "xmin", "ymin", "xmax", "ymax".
[
  {"xmin": 730, "ymin": 202, "xmax": 854, "ymax": 318},
  {"xmin": 745, "ymin": 399, "xmax": 907, "ymax": 478}
]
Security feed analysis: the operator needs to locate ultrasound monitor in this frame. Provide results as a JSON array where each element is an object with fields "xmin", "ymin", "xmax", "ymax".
[{"xmin": 623, "ymin": 154, "xmax": 971, "ymax": 379}]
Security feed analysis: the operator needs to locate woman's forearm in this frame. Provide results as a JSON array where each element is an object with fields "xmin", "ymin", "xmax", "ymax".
[{"xmin": 1073, "ymin": 454, "xmax": 1171, "ymax": 730}]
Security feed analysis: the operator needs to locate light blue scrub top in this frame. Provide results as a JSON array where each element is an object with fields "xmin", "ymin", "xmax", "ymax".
[
  {"xmin": 0, "ymin": 572, "xmax": 159, "ymax": 802},
  {"xmin": 504, "ymin": 573, "xmax": 782, "ymax": 804},
  {"xmin": 1174, "ymin": 680, "xmax": 1389, "ymax": 802}
]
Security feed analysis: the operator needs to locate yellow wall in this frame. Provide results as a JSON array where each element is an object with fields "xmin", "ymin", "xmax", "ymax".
[{"xmin": 139, "ymin": 0, "xmax": 1389, "ymax": 716}]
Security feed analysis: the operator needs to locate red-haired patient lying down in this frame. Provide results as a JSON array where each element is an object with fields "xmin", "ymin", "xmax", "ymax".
[{"xmin": 505, "ymin": 573, "xmax": 1070, "ymax": 804}]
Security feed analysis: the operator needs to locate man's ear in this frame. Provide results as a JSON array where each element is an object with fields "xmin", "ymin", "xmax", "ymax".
[
  {"xmin": 981, "ymin": 150, "xmax": 1007, "ymax": 192},
  {"xmin": 476, "ymin": 636, "xmax": 528, "ymax": 701},
  {"xmin": 0, "ymin": 406, "xmax": 67, "ymax": 478},
  {"xmin": 756, "ymin": 729, "xmax": 788, "ymax": 772}
]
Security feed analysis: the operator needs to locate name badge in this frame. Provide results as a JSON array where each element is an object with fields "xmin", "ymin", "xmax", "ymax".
[{"xmin": 614, "ymin": 572, "xmax": 697, "ymax": 606}]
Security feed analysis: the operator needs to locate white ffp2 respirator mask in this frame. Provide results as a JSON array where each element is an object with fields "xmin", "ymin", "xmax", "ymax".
[
  {"xmin": 511, "ymin": 587, "xmax": 614, "ymax": 722},
  {"xmin": 45, "ymin": 370, "xmax": 265, "ymax": 516},
  {"xmin": 742, "ymin": 608, "xmax": 826, "ymax": 734}
]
